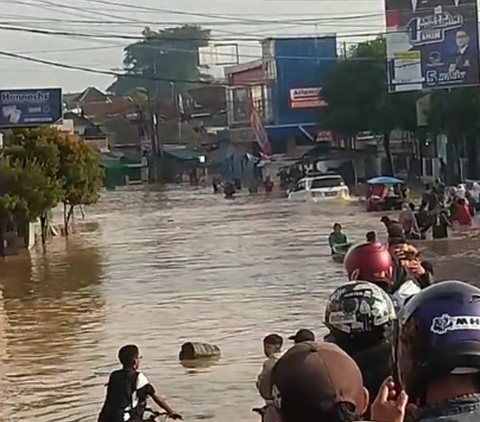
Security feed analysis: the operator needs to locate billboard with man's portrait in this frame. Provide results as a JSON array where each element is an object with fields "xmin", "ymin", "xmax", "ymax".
[{"xmin": 385, "ymin": 0, "xmax": 480, "ymax": 92}]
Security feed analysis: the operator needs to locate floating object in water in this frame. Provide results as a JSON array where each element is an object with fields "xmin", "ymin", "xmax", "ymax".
[
  {"xmin": 331, "ymin": 242, "xmax": 353, "ymax": 263},
  {"xmin": 179, "ymin": 342, "xmax": 221, "ymax": 369}
]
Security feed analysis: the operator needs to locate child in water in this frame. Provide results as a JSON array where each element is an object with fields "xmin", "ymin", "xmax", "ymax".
[{"xmin": 328, "ymin": 223, "xmax": 348, "ymax": 254}]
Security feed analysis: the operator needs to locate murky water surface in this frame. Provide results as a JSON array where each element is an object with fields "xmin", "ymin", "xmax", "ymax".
[{"xmin": 1, "ymin": 187, "xmax": 480, "ymax": 422}]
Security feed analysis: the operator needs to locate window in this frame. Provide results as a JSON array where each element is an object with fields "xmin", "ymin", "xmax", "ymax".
[
  {"xmin": 251, "ymin": 85, "xmax": 264, "ymax": 118},
  {"xmin": 310, "ymin": 177, "xmax": 344, "ymax": 189},
  {"xmin": 228, "ymin": 84, "xmax": 268, "ymax": 123},
  {"xmin": 292, "ymin": 180, "xmax": 306, "ymax": 192},
  {"xmin": 232, "ymin": 87, "xmax": 249, "ymax": 122}
]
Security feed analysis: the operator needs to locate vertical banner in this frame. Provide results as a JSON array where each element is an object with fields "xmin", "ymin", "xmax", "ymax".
[
  {"xmin": 248, "ymin": 102, "xmax": 272, "ymax": 157},
  {"xmin": 385, "ymin": 0, "xmax": 480, "ymax": 92}
]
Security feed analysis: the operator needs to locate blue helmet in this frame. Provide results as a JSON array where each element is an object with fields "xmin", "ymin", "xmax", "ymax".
[{"xmin": 396, "ymin": 280, "xmax": 480, "ymax": 401}]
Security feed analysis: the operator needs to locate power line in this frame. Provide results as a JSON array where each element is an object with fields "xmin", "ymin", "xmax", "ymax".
[
  {"xmin": 0, "ymin": 42, "xmax": 388, "ymax": 84},
  {"xmin": 0, "ymin": 49, "xmax": 224, "ymax": 84},
  {"xmin": 0, "ymin": 23, "xmax": 398, "ymax": 41}
]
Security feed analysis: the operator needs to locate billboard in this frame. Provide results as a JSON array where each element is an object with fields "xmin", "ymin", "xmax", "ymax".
[
  {"xmin": 289, "ymin": 87, "xmax": 327, "ymax": 109},
  {"xmin": 385, "ymin": 0, "xmax": 480, "ymax": 92},
  {"xmin": 0, "ymin": 88, "xmax": 62, "ymax": 128}
]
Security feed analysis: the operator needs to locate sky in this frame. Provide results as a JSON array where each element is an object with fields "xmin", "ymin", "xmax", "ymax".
[{"xmin": 0, "ymin": 0, "xmax": 391, "ymax": 93}]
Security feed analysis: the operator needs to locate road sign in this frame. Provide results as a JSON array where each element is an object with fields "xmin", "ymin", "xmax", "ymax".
[{"xmin": 0, "ymin": 88, "xmax": 63, "ymax": 128}]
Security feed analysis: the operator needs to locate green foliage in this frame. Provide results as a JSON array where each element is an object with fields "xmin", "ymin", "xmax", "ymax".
[
  {"xmin": 323, "ymin": 34, "xmax": 480, "ymax": 154},
  {"xmin": 108, "ymin": 25, "xmax": 211, "ymax": 97},
  {"xmin": 0, "ymin": 156, "xmax": 62, "ymax": 222},
  {"xmin": 53, "ymin": 134, "xmax": 104, "ymax": 207},
  {"xmin": 321, "ymin": 36, "xmax": 419, "ymax": 173},
  {"xmin": 0, "ymin": 127, "xmax": 103, "ymax": 225},
  {"xmin": 322, "ymin": 36, "xmax": 418, "ymax": 136},
  {"xmin": 427, "ymin": 88, "xmax": 480, "ymax": 136}
]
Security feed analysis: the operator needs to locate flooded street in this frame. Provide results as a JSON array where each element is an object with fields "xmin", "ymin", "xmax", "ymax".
[{"xmin": 1, "ymin": 187, "xmax": 480, "ymax": 422}]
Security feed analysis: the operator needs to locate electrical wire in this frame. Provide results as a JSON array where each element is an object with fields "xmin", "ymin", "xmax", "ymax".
[
  {"xmin": 0, "ymin": 44, "xmax": 390, "ymax": 85},
  {"xmin": 0, "ymin": 23, "xmax": 401, "ymax": 42}
]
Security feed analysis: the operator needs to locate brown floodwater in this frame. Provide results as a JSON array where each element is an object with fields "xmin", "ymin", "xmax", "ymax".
[{"xmin": 1, "ymin": 186, "xmax": 480, "ymax": 422}]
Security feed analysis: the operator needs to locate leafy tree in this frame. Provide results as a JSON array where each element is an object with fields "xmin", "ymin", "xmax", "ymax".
[
  {"xmin": 427, "ymin": 88, "xmax": 480, "ymax": 137},
  {"xmin": 425, "ymin": 88, "xmax": 480, "ymax": 182},
  {"xmin": 321, "ymin": 36, "xmax": 418, "ymax": 174},
  {"xmin": 108, "ymin": 25, "xmax": 211, "ymax": 98},
  {"xmin": 0, "ymin": 155, "xmax": 63, "ymax": 246},
  {"xmin": 0, "ymin": 127, "xmax": 103, "ymax": 244},
  {"xmin": 54, "ymin": 134, "xmax": 103, "ymax": 234},
  {"xmin": 2, "ymin": 128, "xmax": 64, "ymax": 243}
]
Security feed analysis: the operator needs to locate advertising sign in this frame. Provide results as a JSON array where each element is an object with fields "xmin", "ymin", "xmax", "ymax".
[
  {"xmin": 289, "ymin": 87, "xmax": 326, "ymax": 108},
  {"xmin": 0, "ymin": 88, "xmax": 63, "ymax": 128},
  {"xmin": 385, "ymin": 0, "xmax": 479, "ymax": 92}
]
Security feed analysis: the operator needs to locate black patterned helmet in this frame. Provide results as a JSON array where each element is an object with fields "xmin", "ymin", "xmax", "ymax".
[{"xmin": 324, "ymin": 281, "xmax": 397, "ymax": 345}]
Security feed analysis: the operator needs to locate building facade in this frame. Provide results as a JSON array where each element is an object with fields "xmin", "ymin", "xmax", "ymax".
[{"xmin": 225, "ymin": 36, "xmax": 338, "ymax": 155}]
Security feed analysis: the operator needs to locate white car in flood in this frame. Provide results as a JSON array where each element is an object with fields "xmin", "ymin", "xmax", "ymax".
[{"xmin": 287, "ymin": 174, "xmax": 350, "ymax": 202}]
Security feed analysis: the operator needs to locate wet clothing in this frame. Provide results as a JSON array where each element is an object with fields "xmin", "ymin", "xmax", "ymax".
[
  {"xmin": 432, "ymin": 211, "xmax": 451, "ymax": 239},
  {"xmin": 224, "ymin": 183, "xmax": 236, "ymax": 199},
  {"xmin": 257, "ymin": 352, "xmax": 283, "ymax": 401},
  {"xmin": 257, "ymin": 353, "xmax": 283, "ymax": 422},
  {"xmin": 413, "ymin": 393, "xmax": 480, "ymax": 422},
  {"xmin": 416, "ymin": 208, "xmax": 430, "ymax": 231},
  {"xmin": 423, "ymin": 191, "xmax": 439, "ymax": 211},
  {"xmin": 455, "ymin": 204, "xmax": 473, "ymax": 226},
  {"xmin": 328, "ymin": 232, "xmax": 347, "ymax": 253},
  {"xmin": 98, "ymin": 368, "xmax": 155, "ymax": 422}
]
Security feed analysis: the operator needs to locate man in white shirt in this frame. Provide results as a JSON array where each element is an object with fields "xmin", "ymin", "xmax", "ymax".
[{"xmin": 255, "ymin": 334, "xmax": 284, "ymax": 422}]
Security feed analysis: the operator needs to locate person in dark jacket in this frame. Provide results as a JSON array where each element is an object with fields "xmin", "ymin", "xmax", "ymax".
[
  {"xmin": 394, "ymin": 281, "xmax": 480, "ymax": 422},
  {"xmin": 98, "ymin": 345, "xmax": 182, "ymax": 422},
  {"xmin": 380, "ymin": 216, "xmax": 404, "ymax": 240},
  {"xmin": 387, "ymin": 237, "xmax": 433, "ymax": 290},
  {"xmin": 323, "ymin": 281, "xmax": 397, "ymax": 416}
]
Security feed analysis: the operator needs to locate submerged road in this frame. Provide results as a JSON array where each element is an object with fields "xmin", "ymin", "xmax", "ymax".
[{"xmin": 1, "ymin": 186, "xmax": 479, "ymax": 422}]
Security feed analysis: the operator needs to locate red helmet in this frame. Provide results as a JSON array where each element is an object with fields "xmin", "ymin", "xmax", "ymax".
[{"xmin": 344, "ymin": 242, "xmax": 394, "ymax": 284}]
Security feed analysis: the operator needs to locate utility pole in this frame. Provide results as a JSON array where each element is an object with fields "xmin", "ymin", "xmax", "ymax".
[
  {"xmin": 153, "ymin": 63, "xmax": 164, "ymax": 182},
  {"xmin": 154, "ymin": 63, "xmax": 163, "ymax": 159},
  {"xmin": 0, "ymin": 133, "xmax": 4, "ymax": 257}
]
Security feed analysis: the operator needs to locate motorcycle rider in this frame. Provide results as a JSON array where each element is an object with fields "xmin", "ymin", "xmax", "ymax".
[
  {"xmin": 343, "ymin": 242, "xmax": 421, "ymax": 309},
  {"xmin": 323, "ymin": 281, "xmax": 397, "ymax": 415},
  {"xmin": 392, "ymin": 280, "xmax": 480, "ymax": 422}
]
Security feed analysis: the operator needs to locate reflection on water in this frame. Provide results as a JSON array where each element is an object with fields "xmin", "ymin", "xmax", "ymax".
[
  {"xmin": 1, "ymin": 186, "xmax": 480, "ymax": 422},
  {"xmin": 0, "ymin": 240, "xmax": 105, "ymax": 421}
]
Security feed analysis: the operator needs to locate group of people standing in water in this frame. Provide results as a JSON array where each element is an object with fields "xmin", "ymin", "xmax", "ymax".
[
  {"xmin": 393, "ymin": 181, "xmax": 476, "ymax": 240},
  {"xmin": 212, "ymin": 176, "xmax": 274, "ymax": 198},
  {"xmin": 254, "ymin": 225, "xmax": 480, "ymax": 422}
]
